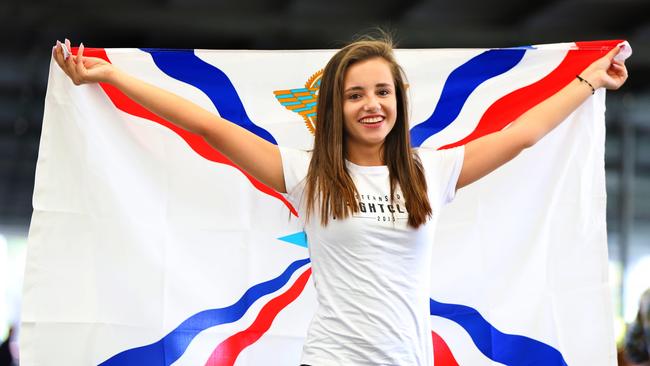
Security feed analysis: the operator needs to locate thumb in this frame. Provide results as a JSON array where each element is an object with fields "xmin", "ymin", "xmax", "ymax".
[{"xmin": 605, "ymin": 45, "xmax": 621, "ymax": 60}]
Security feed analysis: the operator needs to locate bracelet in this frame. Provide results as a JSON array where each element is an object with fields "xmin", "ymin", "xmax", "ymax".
[{"xmin": 576, "ymin": 75, "xmax": 595, "ymax": 95}]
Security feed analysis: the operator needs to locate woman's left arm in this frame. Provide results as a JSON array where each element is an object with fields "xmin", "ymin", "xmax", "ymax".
[{"xmin": 456, "ymin": 45, "xmax": 629, "ymax": 189}]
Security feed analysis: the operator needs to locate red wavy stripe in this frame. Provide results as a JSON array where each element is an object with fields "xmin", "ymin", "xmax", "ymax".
[
  {"xmin": 205, "ymin": 267, "xmax": 312, "ymax": 365},
  {"xmin": 440, "ymin": 40, "xmax": 623, "ymax": 149},
  {"xmin": 76, "ymin": 47, "xmax": 298, "ymax": 216},
  {"xmin": 432, "ymin": 330, "xmax": 459, "ymax": 366}
]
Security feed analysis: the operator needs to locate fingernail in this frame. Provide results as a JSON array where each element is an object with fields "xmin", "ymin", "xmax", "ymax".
[
  {"xmin": 56, "ymin": 40, "xmax": 61, "ymax": 47},
  {"xmin": 80, "ymin": 42, "xmax": 84, "ymax": 48}
]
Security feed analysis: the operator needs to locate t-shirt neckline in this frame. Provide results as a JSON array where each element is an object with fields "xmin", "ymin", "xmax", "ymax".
[{"xmin": 345, "ymin": 159, "xmax": 388, "ymax": 175}]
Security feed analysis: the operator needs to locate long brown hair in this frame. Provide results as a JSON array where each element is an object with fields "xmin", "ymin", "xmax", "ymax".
[{"xmin": 305, "ymin": 34, "xmax": 432, "ymax": 228}]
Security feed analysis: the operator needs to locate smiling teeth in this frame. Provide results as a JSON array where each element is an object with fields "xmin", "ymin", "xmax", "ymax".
[{"xmin": 360, "ymin": 117, "xmax": 383, "ymax": 123}]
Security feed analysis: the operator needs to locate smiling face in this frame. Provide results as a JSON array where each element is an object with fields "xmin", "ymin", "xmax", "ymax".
[{"xmin": 342, "ymin": 57, "xmax": 398, "ymax": 159}]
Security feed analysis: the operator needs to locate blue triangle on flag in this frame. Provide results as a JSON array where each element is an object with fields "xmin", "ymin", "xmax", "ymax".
[{"xmin": 278, "ymin": 231, "xmax": 308, "ymax": 248}]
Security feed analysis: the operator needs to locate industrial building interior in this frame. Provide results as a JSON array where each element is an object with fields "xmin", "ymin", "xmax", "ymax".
[{"xmin": 1, "ymin": 0, "xmax": 649, "ymax": 363}]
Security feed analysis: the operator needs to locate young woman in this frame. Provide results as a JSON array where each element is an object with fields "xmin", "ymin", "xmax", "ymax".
[{"xmin": 52, "ymin": 36, "xmax": 627, "ymax": 365}]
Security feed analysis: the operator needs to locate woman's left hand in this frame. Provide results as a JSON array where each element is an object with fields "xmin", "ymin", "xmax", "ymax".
[{"xmin": 581, "ymin": 45, "xmax": 629, "ymax": 91}]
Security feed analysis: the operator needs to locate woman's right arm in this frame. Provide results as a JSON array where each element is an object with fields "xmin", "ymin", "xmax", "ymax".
[{"xmin": 53, "ymin": 40, "xmax": 287, "ymax": 193}]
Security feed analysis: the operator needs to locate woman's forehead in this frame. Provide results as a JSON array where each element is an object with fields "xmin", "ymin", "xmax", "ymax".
[{"xmin": 343, "ymin": 58, "xmax": 394, "ymax": 87}]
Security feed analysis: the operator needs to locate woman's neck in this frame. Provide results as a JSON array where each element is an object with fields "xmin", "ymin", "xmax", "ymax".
[{"xmin": 345, "ymin": 143, "xmax": 385, "ymax": 166}]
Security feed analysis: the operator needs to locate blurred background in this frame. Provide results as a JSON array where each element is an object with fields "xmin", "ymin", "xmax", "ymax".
[{"xmin": 1, "ymin": 0, "xmax": 649, "ymax": 364}]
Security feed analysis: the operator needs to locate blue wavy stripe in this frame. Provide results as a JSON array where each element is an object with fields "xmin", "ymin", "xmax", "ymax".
[
  {"xmin": 99, "ymin": 258, "xmax": 311, "ymax": 366},
  {"xmin": 141, "ymin": 49, "xmax": 277, "ymax": 144},
  {"xmin": 410, "ymin": 49, "xmax": 526, "ymax": 147},
  {"xmin": 430, "ymin": 298, "xmax": 568, "ymax": 365}
]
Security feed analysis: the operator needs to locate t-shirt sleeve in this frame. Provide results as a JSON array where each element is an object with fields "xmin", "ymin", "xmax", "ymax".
[
  {"xmin": 278, "ymin": 146, "xmax": 311, "ymax": 206},
  {"xmin": 417, "ymin": 146, "xmax": 465, "ymax": 206}
]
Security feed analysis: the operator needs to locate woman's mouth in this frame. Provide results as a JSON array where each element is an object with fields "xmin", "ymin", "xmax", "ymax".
[{"xmin": 358, "ymin": 115, "xmax": 385, "ymax": 128}]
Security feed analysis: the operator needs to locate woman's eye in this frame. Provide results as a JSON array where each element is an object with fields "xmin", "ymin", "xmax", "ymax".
[
  {"xmin": 348, "ymin": 93, "xmax": 361, "ymax": 100},
  {"xmin": 378, "ymin": 89, "xmax": 391, "ymax": 96}
]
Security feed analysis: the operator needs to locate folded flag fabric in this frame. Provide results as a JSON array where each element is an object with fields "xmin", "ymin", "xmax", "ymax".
[{"xmin": 21, "ymin": 40, "xmax": 626, "ymax": 365}]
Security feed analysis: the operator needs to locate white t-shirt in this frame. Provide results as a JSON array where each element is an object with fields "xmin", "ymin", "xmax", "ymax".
[{"xmin": 280, "ymin": 146, "xmax": 464, "ymax": 366}]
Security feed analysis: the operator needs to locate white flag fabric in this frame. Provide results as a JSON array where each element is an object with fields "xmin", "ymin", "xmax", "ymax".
[{"xmin": 22, "ymin": 41, "xmax": 628, "ymax": 365}]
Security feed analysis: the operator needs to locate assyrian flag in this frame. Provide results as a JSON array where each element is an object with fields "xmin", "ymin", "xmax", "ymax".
[{"xmin": 22, "ymin": 40, "xmax": 629, "ymax": 365}]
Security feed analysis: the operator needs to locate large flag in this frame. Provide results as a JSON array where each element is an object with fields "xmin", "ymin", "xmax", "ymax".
[{"xmin": 22, "ymin": 41, "xmax": 628, "ymax": 365}]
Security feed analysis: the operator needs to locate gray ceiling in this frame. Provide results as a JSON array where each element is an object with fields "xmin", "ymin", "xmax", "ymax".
[{"xmin": 1, "ymin": 0, "xmax": 649, "ymax": 228}]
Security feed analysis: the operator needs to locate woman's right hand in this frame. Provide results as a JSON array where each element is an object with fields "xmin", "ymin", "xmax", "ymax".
[{"xmin": 52, "ymin": 39, "xmax": 114, "ymax": 85}]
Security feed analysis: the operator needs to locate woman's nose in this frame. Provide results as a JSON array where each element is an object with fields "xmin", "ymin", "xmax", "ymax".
[{"xmin": 363, "ymin": 96, "xmax": 381, "ymax": 112}]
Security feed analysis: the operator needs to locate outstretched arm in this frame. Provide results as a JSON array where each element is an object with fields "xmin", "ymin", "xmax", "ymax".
[
  {"xmin": 52, "ymin": 40, "xmax": 287, "ymax": 193},
  {"xmin": 456, "ymin": 45, "xmax": 628, "ymax": 189}
]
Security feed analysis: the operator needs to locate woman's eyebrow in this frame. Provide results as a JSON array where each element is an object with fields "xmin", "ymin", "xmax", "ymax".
[
  {"xmin": 344, "ymin": 83, "xmax": 393, "ymax": 93},
  {"xmin": 344, "ymin": 86, "xmax": 364, "ymax": 93},
  {"xmin": 375, "ymin": 83, "xmax": 393, "ymax": 88}
]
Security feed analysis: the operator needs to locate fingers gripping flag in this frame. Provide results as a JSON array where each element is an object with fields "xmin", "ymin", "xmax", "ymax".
[{"xmin": 22, "ymin": 41, "xmax": 626, "ymax": 365}]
